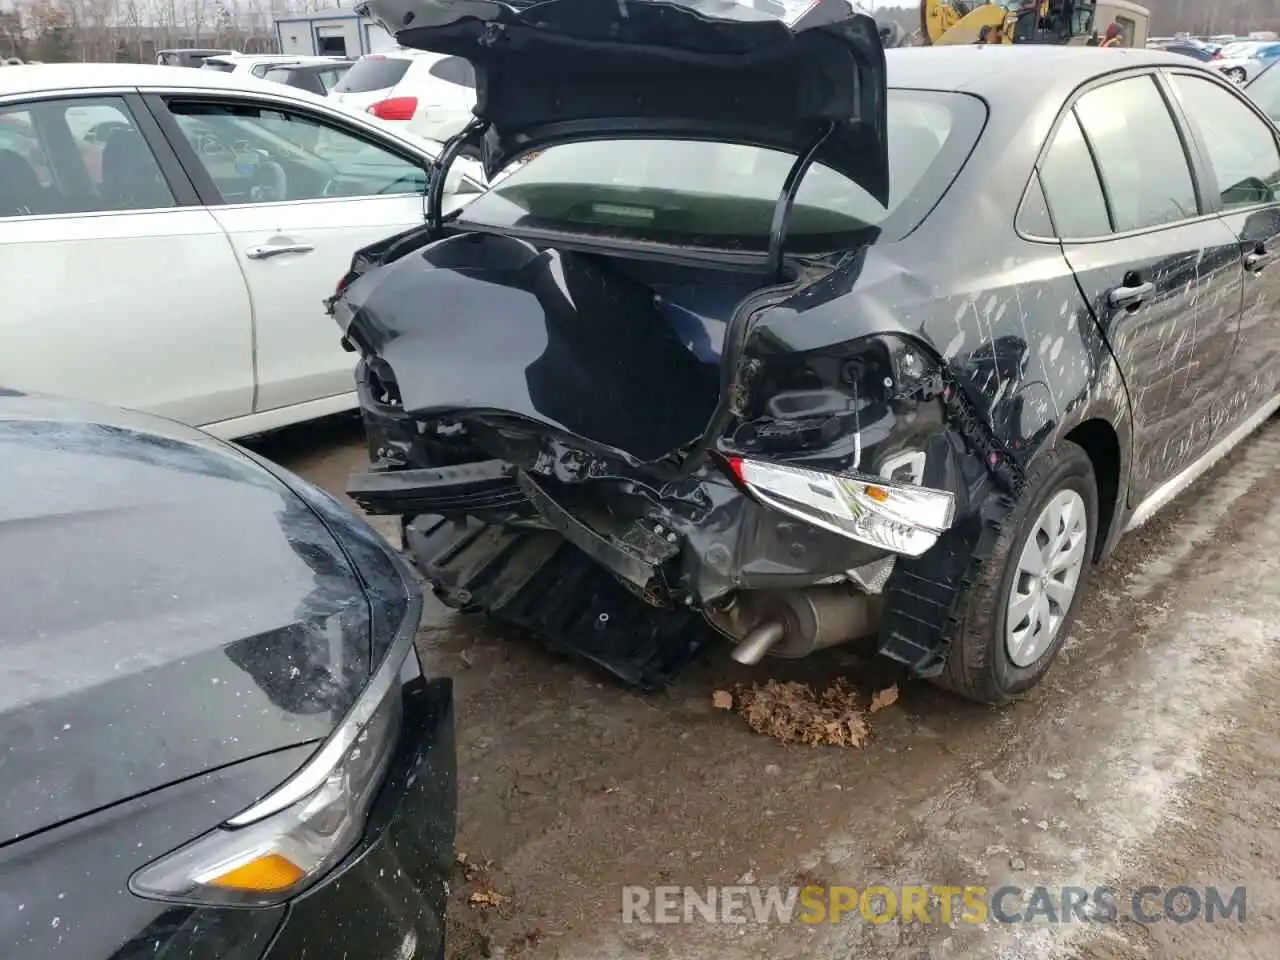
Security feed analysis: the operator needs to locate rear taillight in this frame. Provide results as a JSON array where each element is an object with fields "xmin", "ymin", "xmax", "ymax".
[
  {"xmin": 368, "ymin": 97, "xmax": 418, "ymax": 121},
  {"xmin": 725, "ymin": 455, "xmax": 955, "ymax": 557},
  {"xmin": 1212, "ymin": 51, "xmax": 1222, "ymax": 58}
]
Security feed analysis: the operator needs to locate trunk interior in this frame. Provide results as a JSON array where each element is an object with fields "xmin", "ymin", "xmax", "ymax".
[{"xmin": 349, "ymin": 230, "xmax": 796, "ymax": 466}]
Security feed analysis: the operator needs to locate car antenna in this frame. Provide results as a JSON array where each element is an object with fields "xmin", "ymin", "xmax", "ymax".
[
  {"xmin": 428, "ymin": 117, "xmax": 490, "ymax": 232},
  {"xmin": 767, "ymin": 120, "xmax": 835, "ymax": 282}
]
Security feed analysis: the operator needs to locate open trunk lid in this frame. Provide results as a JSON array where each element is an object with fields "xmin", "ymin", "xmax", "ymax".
[
  {"xmin": 337, "ymin": 234, "xmax": 727, "ymax": 465},
  {"xmin": 353, "ymin": 0, "xmax": 889, "ymax": 201}
]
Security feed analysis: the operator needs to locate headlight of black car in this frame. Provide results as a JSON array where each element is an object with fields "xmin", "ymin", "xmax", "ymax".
[
  {"xmin": 129, "ymin": 605, "xmax": 418, "ymax": 907},
  {"xmin": 130, "ymin": 466, "xmax": 424, "ymax": 909}
]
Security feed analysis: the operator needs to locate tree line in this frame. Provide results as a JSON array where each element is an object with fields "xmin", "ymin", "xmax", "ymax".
[{"xmin": 0, "ymin": 0, "xmax": 324, "ymax": 63}]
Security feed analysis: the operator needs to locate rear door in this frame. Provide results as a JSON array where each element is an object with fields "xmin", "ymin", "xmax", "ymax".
[
  {"xmin": 144, "ymin": 92, "xmax": 433, "ymax": 414},
  {"xmin": 0, "ymin": 91, "xmax": 254, "ymax": 426},
  {"xmin": 1164, "ymin": 68, "xmax": 1280, "ymax": 417},
  {"xmin": 1039, "ymin": 70, "xmax": 1243, "ymax": 505}
]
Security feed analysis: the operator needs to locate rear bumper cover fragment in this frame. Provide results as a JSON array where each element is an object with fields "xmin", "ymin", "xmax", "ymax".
[
  {"xmin": 515, "ymin": 471, "xmax": 680, "ymax": 592},
  {"xmin": 406, "ymin": 514, "xmax": 706, "ymax": 689},
  {"xmin": 348, "ymin": 460, "xmax": 524, "ymax": 516},
  {"xmin": 874, "ymin": 377, "xmax": 1026, "ymax": 673}
]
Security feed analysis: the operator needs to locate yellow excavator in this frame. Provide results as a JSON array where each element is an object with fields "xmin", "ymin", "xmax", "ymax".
[{"xmin": 917, "ymin": 0, "xmax": 1149, "ymax": 47}]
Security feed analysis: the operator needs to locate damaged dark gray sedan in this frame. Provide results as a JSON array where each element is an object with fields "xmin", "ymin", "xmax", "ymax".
[{"xmin": 329, "ymin": 0, "xmax": 1280, "ymax": 703}]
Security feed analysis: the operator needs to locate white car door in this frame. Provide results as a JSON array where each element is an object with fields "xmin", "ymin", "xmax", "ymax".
[
  {"xmin": 0, "ymin": 92, "xmax": 254, "ymax": 426},
  {"xmin": 148, "ymin": 92, "xmax": 458, "ymax": 416}
]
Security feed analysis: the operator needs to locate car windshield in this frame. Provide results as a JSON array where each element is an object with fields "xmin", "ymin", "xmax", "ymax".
[
  {"xmin": 331, "ymin": 56, "xmax": 412, "ymax": 93},
  {"xmin": 200, "ymin": 59, "xmax": 236, "ymax": 73},
  {"xmin": 457, "ymin": 89, "xmax": 985, "ymax": 254}
]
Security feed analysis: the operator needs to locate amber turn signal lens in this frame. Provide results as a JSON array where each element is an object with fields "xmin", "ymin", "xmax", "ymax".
[{"xmin": 208, "ymin": 853, "xmax": 306, "ymax": 892}]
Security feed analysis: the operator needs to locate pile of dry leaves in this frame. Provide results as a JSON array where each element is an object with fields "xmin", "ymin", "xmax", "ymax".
[
  {"xmin": 712, "ymin": 680, "xmax": 898, "ymax": 747},
  {"xmin": 457, "ymin": 851, "xmax": 509, "ymax": 911}
]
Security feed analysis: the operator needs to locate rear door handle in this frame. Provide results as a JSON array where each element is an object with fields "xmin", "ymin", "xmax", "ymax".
[
  {"xmin": 245, "ymin": 243, "xmax": 315, "ymax": 260},
  {"xmin": 1106, "ymin": 281, "xmax": 1155, "ymax": 308}
]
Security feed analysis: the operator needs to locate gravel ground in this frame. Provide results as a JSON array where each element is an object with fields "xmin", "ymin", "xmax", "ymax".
[{"xmin": 249, "ymin": 412, "xmax": 1280, "ymax": 960}]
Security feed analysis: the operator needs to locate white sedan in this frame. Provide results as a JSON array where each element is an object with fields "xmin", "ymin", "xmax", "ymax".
[
  {"xmin": 0, "ymin": 63, "xmax": 485, "ymax": 439},
  {"xmin": 1213, "ymin": 41, "xmax": 1280, "ymax": 83}
]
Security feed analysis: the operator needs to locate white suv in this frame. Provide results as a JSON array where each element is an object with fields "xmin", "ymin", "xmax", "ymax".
[
  {"xmin": 328, "ymin": 50, "xmax": 476, "ymax": 144},
  {"xmin": 200, "ymin": 54, "xmax": 347, "ymax": 81}
]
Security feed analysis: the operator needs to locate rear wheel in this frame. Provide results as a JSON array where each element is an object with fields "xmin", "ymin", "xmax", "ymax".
[
  {"xmin": 932, "ymin": 441, "xmax": 1098, "ymax": 705},
  {"xmin": 1224, "ymin": 67, "xmax": 1247, "ymax": 82}
]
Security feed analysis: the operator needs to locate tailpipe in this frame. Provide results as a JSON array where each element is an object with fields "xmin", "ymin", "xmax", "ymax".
[
  {"xmin": 708, "ymin": 585, "xmax": 884, "ymax": 665},
  {"xmin": 729, "ymin": 621, "xmax": 786, "ymax": 665}
]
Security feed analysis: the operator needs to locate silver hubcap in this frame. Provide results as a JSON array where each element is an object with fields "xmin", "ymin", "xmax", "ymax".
[{"xmin": 1005, "ymin": 489, "xmax": 1087, "ymax": 667}]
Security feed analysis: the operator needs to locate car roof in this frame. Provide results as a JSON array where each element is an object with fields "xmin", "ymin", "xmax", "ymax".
[
  {"xmin": 356, "ymin": 48, "xmax": 447, "ymax": 61},
  {"xmin": 267, "ymin": 60, "xmax": 354, "ymax": 72},
  {"xmin": 886, "ymin": 45, "xmax": 1196, "ymax": 97},
  {"xmin": 210, "ymin": 52, "xmax": 322, "ymax": 61},
  {"xmin": 0, "ymin": 62, "xmax": 336, "ymax": 98}
]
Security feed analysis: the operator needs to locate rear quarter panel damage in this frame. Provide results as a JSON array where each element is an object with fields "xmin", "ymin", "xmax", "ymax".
[
  {"xmin": 741, "ymin": 237, "xmax": 1131, "ymax": 501},
  {"xmin": 733, "ymin": 210, "xmax": 1131, "ymax": 674}
]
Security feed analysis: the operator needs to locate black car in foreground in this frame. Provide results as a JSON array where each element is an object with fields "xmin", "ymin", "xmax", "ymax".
[
  {"xmin": 329, "ymin": 0, "xmax": 1280, "ymax": 704},
  {"xmin": 0, "ymin": 394, "xmax": 454, "ymax": 960}
]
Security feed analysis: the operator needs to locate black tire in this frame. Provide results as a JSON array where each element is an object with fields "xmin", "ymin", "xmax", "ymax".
[
  {"xmin": 1225, "ymin": 67, "xmax": 1247, "ymax": 83},
  {"xmin": 932, "ymin": 441, "xmax": 1099, "ymax": 705}
]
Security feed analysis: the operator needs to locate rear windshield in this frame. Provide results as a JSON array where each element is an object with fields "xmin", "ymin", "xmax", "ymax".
[
  {"xmin": 200, "ymin": 60, "xmax": 236, "ymax": 73},
  {"xmin": 458, "ymin": 90, "xmax": 986, "ymax": 254},
  {"xmin": 331, "ymin": 56, "xmax": 412, "ymax": 93}
]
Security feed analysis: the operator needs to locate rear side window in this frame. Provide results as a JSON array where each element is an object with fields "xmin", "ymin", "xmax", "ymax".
[
  {"xmin": 0, "ymin": 96, "xmax": 176, "ymax": 217},
  {"xmin": 0, "ymin": 108, "xmax": 54, "ymax": 198},
  {"xmin": 428, "ymin": 57, "xmax": 476, "ymax": 88},
  {"xmin": 1075, "ymin": 75, "xmax": 1199, "ymax": 232},
  {"xmin": 1169, "ymin": 73, "xmax": 1280, "ymax": 209},
  {"xmin": 1245, "ymin": 64, "xmax": 1280, "ymax": 124},
  {"xmin": 456, "ymin": 89, "xmax": 985, "ymax": 253},
  {"xmin": 1038, "ymin": 111, "xmax": 1111, "ymax": 238},
  {"xmin": 1015, "ymin": 170, "xmax": 1055, "ymax": 237},
  {"xmin": 316, "ymin": 67, "xmax": 350, "ymax": 92},
  {"xmin": 331, "ymin": 56, "xmax": 412, "ymax": 93}
]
